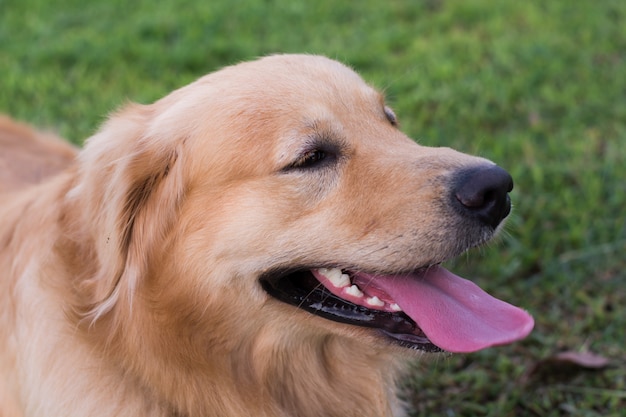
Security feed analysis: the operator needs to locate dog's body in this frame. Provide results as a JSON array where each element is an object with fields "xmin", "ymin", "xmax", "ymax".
[{"xmin": 0, "ymin": 55, "xmax": 532, "ymax": 417}]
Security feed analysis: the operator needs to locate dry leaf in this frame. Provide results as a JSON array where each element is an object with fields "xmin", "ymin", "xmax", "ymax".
[
  {"xmin": 552, "ymin": 351, "xmax": 611, "ymax": 369},
  {"xmin": 526, "ymin": 350, "xmax": 611, "ymax": 383}
]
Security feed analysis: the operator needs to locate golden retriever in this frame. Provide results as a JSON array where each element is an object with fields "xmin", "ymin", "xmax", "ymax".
[{"xmin": 0, "ymin": 55, "xmax": 533, "ymax": 417}]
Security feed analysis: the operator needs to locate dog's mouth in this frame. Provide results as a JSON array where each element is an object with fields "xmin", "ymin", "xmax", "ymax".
[{"xmin": 261, "ymin": 266, "xmax": 534, "ymax": 353}]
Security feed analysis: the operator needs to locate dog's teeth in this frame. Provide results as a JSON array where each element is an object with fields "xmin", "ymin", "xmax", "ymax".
[
  {"xmin": 390, "ymin": 303, "xmax": 402, "ymax": 312},
  {"xmin": 337, "ymin": 273, "xmax": 351, "ymax": 288},
  {"xmin": 345, "ymin": 285, "xmax": 364, "ymax": 298},
  {"xmin": 317, "ymin": 267, "xmax": 335, "ymax": 276},
  {"xmin": 318, "ymin": 268, "xmax": 350, "ymax": 288},
  {"xmin": 366, "ymin": 296, "xmax": 385, "ymax": 307}
]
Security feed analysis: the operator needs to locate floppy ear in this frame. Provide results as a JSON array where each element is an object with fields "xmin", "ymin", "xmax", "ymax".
[{"xmin": 70, "ymin": 103, "xmax": 186, "ymax": 321}]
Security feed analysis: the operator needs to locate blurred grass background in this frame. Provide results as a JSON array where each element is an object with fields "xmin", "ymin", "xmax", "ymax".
[{"xmin": 1, "ymin": 0, "xmax": 624, "ymax": 415}]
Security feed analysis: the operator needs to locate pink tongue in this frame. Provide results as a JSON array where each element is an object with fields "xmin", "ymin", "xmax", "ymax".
[{"xmin": 371, "ymin": 266, "xmax": 534, "ymax": 353}]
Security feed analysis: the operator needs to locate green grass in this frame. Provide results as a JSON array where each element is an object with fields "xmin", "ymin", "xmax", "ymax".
[{"xmin": 2, "ymin": 0, "xmax": 625, "ymax": 415}]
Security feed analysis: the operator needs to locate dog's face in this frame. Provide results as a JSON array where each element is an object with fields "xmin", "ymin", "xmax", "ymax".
[{"xmin": 68, "ymin": 55, "xmax": 532, "ymax": 389}]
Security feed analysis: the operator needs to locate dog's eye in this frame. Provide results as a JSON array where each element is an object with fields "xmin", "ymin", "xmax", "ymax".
[
  {"xmin": 291, "ymin": 149, "xmax": 327, "ymax": 169},
  {"xmin": 384, "ymin": 106, "xmax": 398, "ymax": 126}
]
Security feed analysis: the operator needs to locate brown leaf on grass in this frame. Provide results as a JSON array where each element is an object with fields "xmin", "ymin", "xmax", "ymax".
[
  {"xmin": 526, "ymin": 351, "xmax": 611, "ymax": 384},
  {"xmin": 552, "ymin": 351, "xmax": 611, "ymax": 368}
]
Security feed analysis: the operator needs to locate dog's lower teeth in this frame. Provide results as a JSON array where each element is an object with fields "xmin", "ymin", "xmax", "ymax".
[
  {"xmin": 316, "ymin": 269, "xmax": 400, "ymax": 311},
  {"xmin": 345, "ymin": 285, "xmax": 364, "ymax": 298},
  {"xmin": 336, "ymin": 273, "xmax": 351, "ymax": 288},
  {"xmin": 317, "ymin": 268, "xmax": 350, "ymax": 288},
  {"xmin": 366, "ymin": 296, "xmax": 385, "ymax": 307}
]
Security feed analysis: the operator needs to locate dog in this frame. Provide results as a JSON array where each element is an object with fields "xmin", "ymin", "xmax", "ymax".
[{"xmin": 0, "ymin": 54, "xmax": 533, "ymax": 417}]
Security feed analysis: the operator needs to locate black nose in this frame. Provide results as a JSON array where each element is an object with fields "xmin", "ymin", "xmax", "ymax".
[{"xmin": 452, "ymin": 165, "xmax": 514, "ymax": 229}]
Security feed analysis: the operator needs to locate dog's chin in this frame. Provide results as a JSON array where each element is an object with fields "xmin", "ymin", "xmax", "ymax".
[{"xmin": 260, "ymin": 269, "xmax": 442, "ymax": 352}]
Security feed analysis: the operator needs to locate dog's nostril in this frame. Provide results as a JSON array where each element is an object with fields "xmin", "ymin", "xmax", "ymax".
[{"xmin": 453, "ymin": 165, "xmax": 514, "ymax": 228}]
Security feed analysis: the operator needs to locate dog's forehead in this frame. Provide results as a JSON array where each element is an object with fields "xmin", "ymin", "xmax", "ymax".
[
  {"xmin": 240, "ymin": 56, "xmax": 389, "ymax": 131},
  {"xmin": 155, "ymin": 55, "xmax": 386, "ymax": 130},
  {"xmin": 213, "ymin": 54, "xmax": 383, "ymax": 108}
]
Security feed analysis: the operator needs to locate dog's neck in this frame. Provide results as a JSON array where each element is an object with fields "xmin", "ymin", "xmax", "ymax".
[{"xmin": 70, "ymin": 302, "xmax": 405, "ymax": 417}]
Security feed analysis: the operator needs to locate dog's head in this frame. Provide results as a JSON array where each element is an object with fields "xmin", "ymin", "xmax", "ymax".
[{"xmin": 63, "ymin": 55, "xmax": 532, "ymax": 410}]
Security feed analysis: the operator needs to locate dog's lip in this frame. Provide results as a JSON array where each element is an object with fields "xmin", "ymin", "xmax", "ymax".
[{"xmin": 261, "ymin": 265, "xmax": 534, "ymax": 353}]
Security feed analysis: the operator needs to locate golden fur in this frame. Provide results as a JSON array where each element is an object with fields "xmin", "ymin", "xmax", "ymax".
[{"xmin": 1, "ymin": 55, "xmax": 502, "ymax": 417}]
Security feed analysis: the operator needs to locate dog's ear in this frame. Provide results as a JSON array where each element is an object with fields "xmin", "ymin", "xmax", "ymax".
[{"xmin": 69, "ymin": 103, "xmax": 186, "ymax": 321}]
